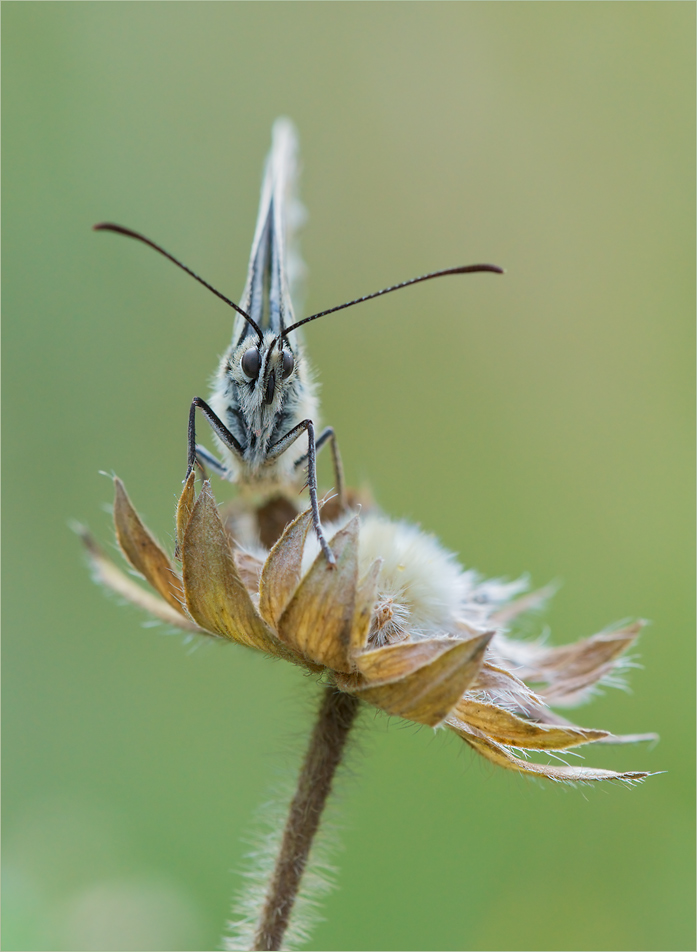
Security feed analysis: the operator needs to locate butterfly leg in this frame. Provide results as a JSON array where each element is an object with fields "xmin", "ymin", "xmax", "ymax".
[
  {"xmin": 194, "ymin": 444, "xmax": 230, "ymax": 479},
  {"xmin": 294, "ymin": 426, "xmax": 345, "ymax": 510},
  {"xmin": 187, "ymin": 397, "xmax": 245, "ymax": 480},
  {"xmin": 268, "ymin": 419, "xmax": 336, "ymax": 566}
]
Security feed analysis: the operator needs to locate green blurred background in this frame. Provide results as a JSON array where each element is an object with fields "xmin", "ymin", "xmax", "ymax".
[{"xmin": 3, "ymin": 4, "xmax": 694, "ymax": 950}]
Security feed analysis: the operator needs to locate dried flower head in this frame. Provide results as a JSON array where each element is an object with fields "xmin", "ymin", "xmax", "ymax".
[{"xmin": 82, "ymin": 474, "xmax": 655, "ymax": 784}]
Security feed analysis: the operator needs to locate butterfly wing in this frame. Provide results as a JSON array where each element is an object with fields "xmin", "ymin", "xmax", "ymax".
[{"xmin": 233, "ymin": 118, "xmax": 306, "ymax": 347}]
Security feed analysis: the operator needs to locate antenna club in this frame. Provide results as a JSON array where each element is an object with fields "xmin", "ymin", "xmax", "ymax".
[
  {"xmin": 453, "ymin": 263, "xmax": 505, "ymax": 274},
  {"xmin": 93, "ymin": 222, "xmax": 129, "ymax": 234}
]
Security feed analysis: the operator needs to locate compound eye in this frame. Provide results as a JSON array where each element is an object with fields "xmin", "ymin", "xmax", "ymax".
[
  {"xmin": 282, "ymin": 350, "xmax": 294, "ymax": 379},
  {"xmin": 241, "ymin": 346, "xmax": 261, "ymax": 379}
]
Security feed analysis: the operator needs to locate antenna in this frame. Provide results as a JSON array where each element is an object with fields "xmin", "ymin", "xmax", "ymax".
[
  {"xmin": 93, "ymin": 223, "xmax": 264, "ymax": 341},
  {"xmin": 281, "ymin": 263, "xmax": 504, "ymax": 338}
]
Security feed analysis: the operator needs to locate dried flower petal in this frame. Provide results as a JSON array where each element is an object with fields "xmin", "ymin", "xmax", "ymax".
[
  {"xmin": 595, "ymin": 731, "xmax": 660, "ymax": 745},
  {"xmin": 182, "ymin": 482, "xmax": 294, "ymax": 659},
  {"xmin": 502, "ymin": 698, "xmax": 659, "ymax": 745},
  {"xmin": 235, "ymin": 550, "xmax": 265, "ymax": 592},
  {"xmin": 113, "ymin": 477, "xmax": 186, "ymax": 613},
  {"xmin": 509, "ymin": 621, "xmax": 644, "ymax": 686},
  {"xmin": 355, "ymin": 634, "xmax": 492, "ymax": 726},
  {"xmin": 455, "ymin": 728, "xmax": 651, "ymax": 783},
  {"xmin": 449, "ymin": 700, "xmax": 608, "ymax": 750},
  {"xmin": 259, "ymin": 507, "xmax": 314, "ymax": 627},
  {"xmin": 175, "ymin": 470, "xmax": 196, "ymax": 556},
  {"xmin": 471, "ymin": 661, "xmax": 545, "ymax": 713},
  {"xmin": 79, "ymin": 527, "xmax": 203, "ymax": 633},
  {"xmin": 277, "ymin": 517, "xmax": 359, "ymax": 672},
  {"xmin": 490, "ymin": 584, "xmax": 557, "ymax": 625},
  {"xmin": 541, "ymin": 665, "xmax": 625, "ymax": 706},
  {"xmin": 350, "ymin": 559, "xmax": 383, "ymax": 655},
  {"xmin": 518, "ymin": 622, "xmax": 644, "ymax": 707}
]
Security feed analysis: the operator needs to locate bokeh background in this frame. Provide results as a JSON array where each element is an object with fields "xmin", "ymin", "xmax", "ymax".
[{"xmin": 3, "ymin": 4, "xmax": 694, "ymax": 951}]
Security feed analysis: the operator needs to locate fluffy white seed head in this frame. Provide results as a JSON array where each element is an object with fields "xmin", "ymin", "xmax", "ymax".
[{"xmin": 303, "ymin": 511, "xmax": 478, "ymax": 640}]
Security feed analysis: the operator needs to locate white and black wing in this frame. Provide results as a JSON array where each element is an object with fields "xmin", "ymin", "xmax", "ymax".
[{"xmin": 233, "ymin": 118, "xmax": 306, "ymax": 347}]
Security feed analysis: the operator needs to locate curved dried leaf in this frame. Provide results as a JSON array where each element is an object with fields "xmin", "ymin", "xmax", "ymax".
[
  {"xmin": 449, "ymin": 700, "xmax": 608, "ymax": 750},
  {"xmin": 277, "ymin": 517, "xmax": 359, "ymax": 672},
  {"xmin": 356, "ymin": 633, "xmax": 492, "ymax": 727},
  {"xmin": 182, "ymin": 482, "xmax": 295, "ymax": 659},
  {"xmin": 258, "ymin": 507, "xmax": 314, "ymax": 627},
  {"xmin": 457, "ymin": 729, "xmax": 651, "ymax": 783},
  {"xmin": 113, "ymin": 478, "xmax": 185, "ymax": 613},
  {"xmin": 79, "ymin": 527, "xmax": 203, "ymax": 634},
  {"xmin": 175, "ymin": 471, "xmax": 196, "ymax": 557},
  {"xmin": 350, "ymin": 559, "xmax": 382, "ymax": 656}
]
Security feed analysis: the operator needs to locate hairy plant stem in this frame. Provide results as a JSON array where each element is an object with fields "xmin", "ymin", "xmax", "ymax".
[{"xmin": 252, "ymin": 686, "xmax": 360, "ymax": 951}]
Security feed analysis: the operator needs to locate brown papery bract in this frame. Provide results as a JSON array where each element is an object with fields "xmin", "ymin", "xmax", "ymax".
[{"xmin": 82, "ymin": 475, "xmax": 657, "ymax": 786}]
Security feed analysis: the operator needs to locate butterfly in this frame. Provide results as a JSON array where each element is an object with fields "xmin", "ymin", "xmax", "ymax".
[{"xmin": 95, "ymin": 118, "xmax": 502, "ymax": 564}]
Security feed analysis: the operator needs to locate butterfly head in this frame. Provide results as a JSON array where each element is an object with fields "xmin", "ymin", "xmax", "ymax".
[{"xmin": 228, "ymin": 330, "xmax": 298, "ymax": 418}]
